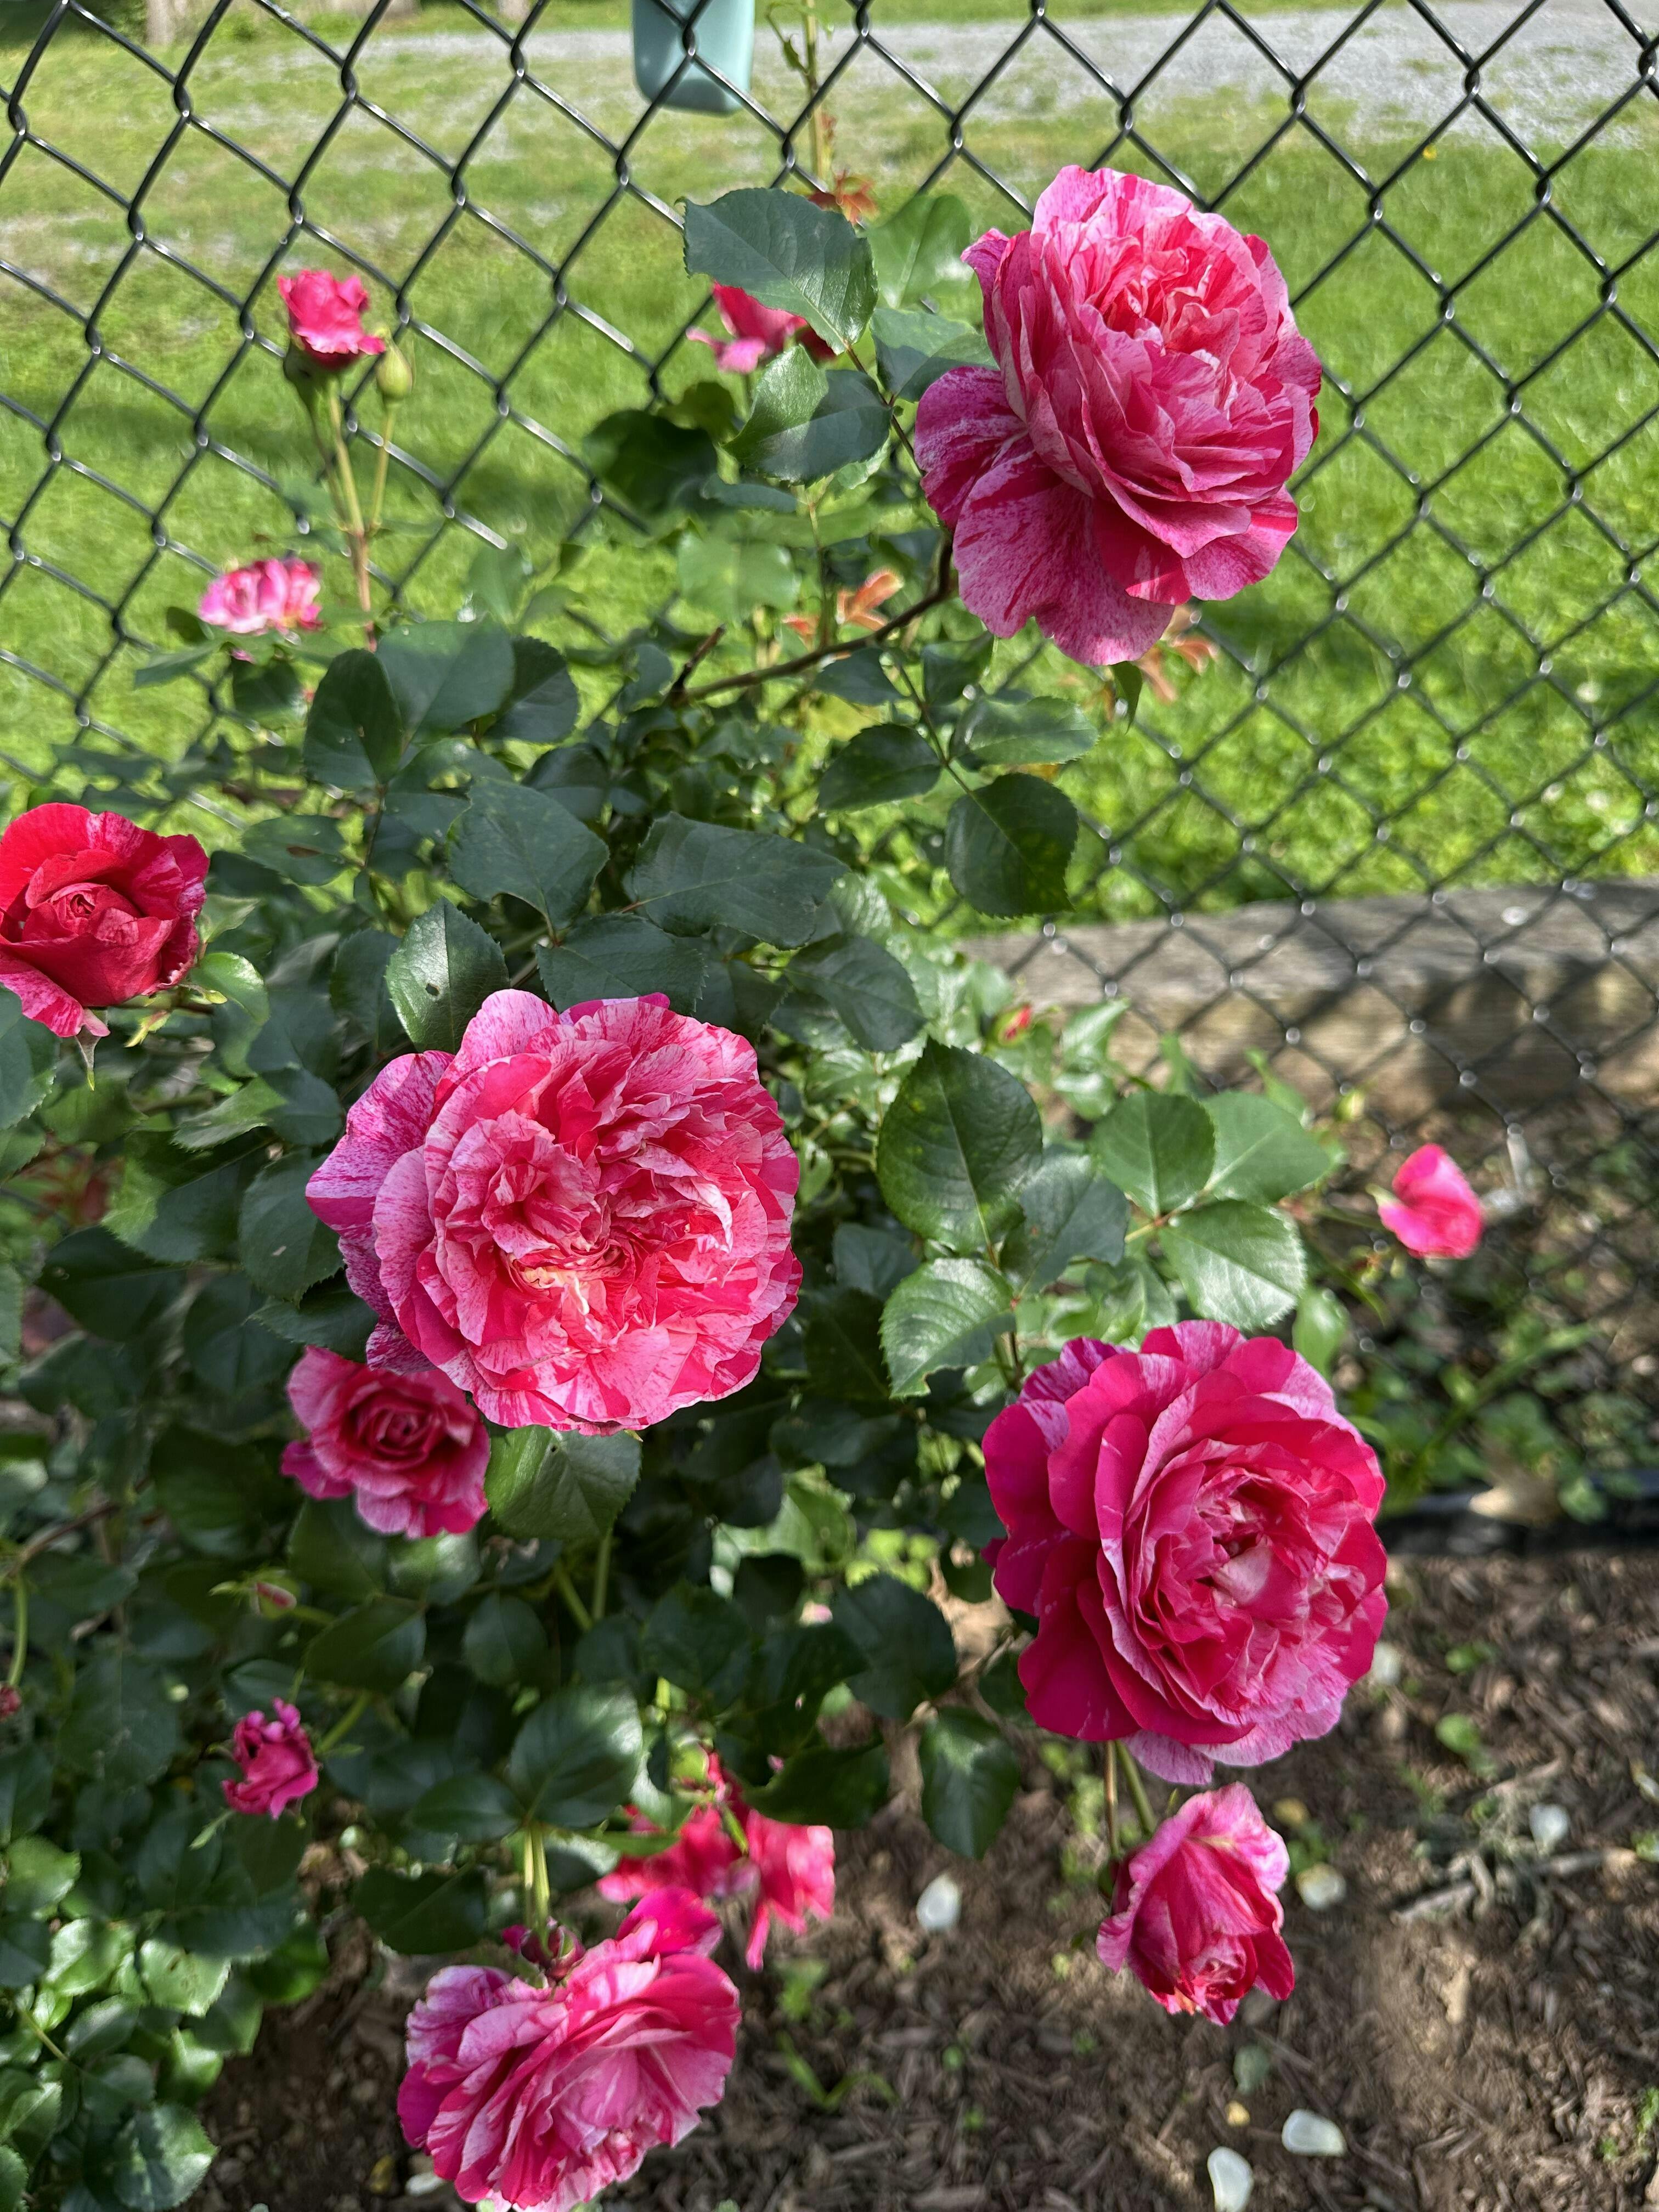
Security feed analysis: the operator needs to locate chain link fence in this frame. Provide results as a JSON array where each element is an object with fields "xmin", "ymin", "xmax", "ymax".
[{"xmin": 2, "ymin": 0, "xmax": 1657, "ymax": 1470}]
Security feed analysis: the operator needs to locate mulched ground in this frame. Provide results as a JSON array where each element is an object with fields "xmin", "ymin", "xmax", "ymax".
[{"xmin": 200, "ymin": 1551, "xmax": 1659, "ymax": 2212}]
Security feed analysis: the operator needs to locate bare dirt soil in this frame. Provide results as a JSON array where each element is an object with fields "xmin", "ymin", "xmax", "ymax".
[{"xmin": 199, "ymin": 1551, "xmax": 1659, "ymax": 2212}]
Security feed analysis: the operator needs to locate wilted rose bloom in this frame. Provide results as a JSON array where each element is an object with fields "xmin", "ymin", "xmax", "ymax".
[
  {"xmin": 398, "ymin": 1891, "xmax": 739, "ymax": 2212},
  {"xmin": 278, "ymin": 269, "xmax": 386, "ymax": 371},
  {"xmin": 306, "ymin": 991, "xmax": 800, "ymax": 1435},
  {"xmin": 689, "ymin": 283, "xmax": 834, "ymax": 374},
  {"xmin": 1378, "ymin": 1143, "xmax": 1482, "ymax": 1259},
  {"xmin": 198, "ymin": 555, "xmax": 321, "ymax": 636},
  {"xmin": 0, "ymin": 804, "xmax": 208, "ymax": 1039},
  {"xmin": 223, "ymin": 1699, "xmax": 317, "ymax": 1819},
  {"xmin": 1097, "ymin": 1785, "xmax": 1294, "ymax": 2024},
  {"xmin": 783, "ymin": 568, "xmax": 901, "ymax": 644},
  {"xmin": 281, "ymin": 1347, "xmax": 488, "ymax": 1539},
  {"xmin": 985, "ymin": 1323, "xmax": 1386, "ymax": 1784},
  {"xmin": 916, "ymin": 167, "xmax": 1321, "ymax": 668},
  {"xmin": 598, "ymin": 1755, "xmax": 834, "ymax": 1968}
]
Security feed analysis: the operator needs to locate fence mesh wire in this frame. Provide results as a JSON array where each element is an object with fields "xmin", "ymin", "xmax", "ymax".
[{"xmin": 2, "ymin": 0, "xmax": 1657, "ymax": 1470}]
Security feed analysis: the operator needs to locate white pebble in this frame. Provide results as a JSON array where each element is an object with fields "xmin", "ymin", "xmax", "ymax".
[
  {"xmin": 1367, "ymin": 1641, "xmax": 1403, "ymax": 1689},
  {"xmin": 1295, "ymin": 1863, "xmax": 1347, "ymax": 1912},
  {"xmin": 1207, "ymin": 2144, "xmax": 1255, "ymax": 2210},
  {"xmin": 1529, "ymin": 1802, "xmax": 1570, "ymax": 1851},
  {"xmin": 916, "ymin": 1872, "xmax": 962, "ymax": 1933},
  {"xmin": 1282, "ymin": 2110, "xmax": 1346, "ymax": 2157}
]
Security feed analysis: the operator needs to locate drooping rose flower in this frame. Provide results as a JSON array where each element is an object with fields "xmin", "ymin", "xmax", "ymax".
[
  {"xmin": 688, "ymin": 283, "xmax": 834, "ymax": 374},
  {"xmin": 223, "ymin": 1699, "xmax": 318, "ymax": 1819},
  {"xmin": 278, "ymin": 269, "xmax": 386, "ymax": 372},
  {"xmin": 0, "ymin": 804, "xmax": 209, "ymax": 1039},
  {"xmin": 916, "ymin": 166, "xmax": 1321, "ymax": 668},
  {"xmin": 1378, "ymin": 1143, "xmax": 1482, "ymax": 1259},
  {"xmin": 985, "ymin": 1323, "xmax": 1386, "ymax": 1785},
  {"xmin": 597, "ymin": 1754, "xmax": 834, "ymax": 1967},
  {"xmin": 398, "ymin": 1891, "xmax": 739, "ymax": 2212},
  {"xmin": 199, "ymin": 555, "xmax": 322, "ymax": 636},
  {"xmin": 306, "ymin": 991, "xmax": 800, "ymax": 1435},
  {"xmin": 1097, "ymin": 1784, "xmax": 1294, "ymax": 2024},
  {"xmin": 280, "ymin": 1347, "xmax": 488, "ymax": 1540}
]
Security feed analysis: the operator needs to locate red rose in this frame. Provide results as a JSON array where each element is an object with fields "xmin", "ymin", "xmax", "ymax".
[
  {"xmin": 1378, "ymin": 1143, "xmax": 1482, "ymax": 1259},
  {"xmin": 1097, "ymin": 1785, "xmax": 1295, "ymax": 2024},
  {"xmin": 281, "ymin": 1347, "xmax": 488, "ymax": 1540},
  {"xmin": 222, "ymin": 1700, "xmax": 317, "ymax": 1820},
  {"xmin": 278, "ymin": 269, "xmax": 386, "ymax": 373},
  {"xmin": 0, "ymin": 804, "xmax": 208, "ymax": 1039},
  {"xmin": 985, "ymin": 1323, "xmax": 1386, "ymax": 1784}
]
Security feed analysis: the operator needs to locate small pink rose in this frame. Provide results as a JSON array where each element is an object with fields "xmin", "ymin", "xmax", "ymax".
[
  {"xmin": 1097, "ymin": 1784, "xmax": 1295, "ymax": 2024},
  {"xmin": 916, "ymin": 166, "xmax": 1320, "ymax": 667},
  {"xmin": 1378, "ymin": 1144, "xmax": 1482, "ymax": 1259},
  {"xmin": 199, "ymin": 556, "xmax": 321, "ymax": 637},
  {"xmin": 223, "ymin": 1699, "xmax": 317, "ymax": 1819},
  {"xmin": 278, "ymin": 269, "xmax": 386, "ymax": 372},
  {"xmin": 689, "ymin": 284, "xmax": 834, "ymax": 373},
  {"xmin": 399, "ymin": 1890, "xmax": 738, "ymax": 2212},
  {"xmin": 281, "ymin": 1347, "xmax": 487, "ymax": 1541}
]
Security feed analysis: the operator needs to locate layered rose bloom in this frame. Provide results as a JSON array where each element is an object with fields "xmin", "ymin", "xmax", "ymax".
[
  {"xmin": 281, "ymin": 1347, "xmax": 488, "ymax": 1539},
  {"xmin": 398, "ymin": 1891, "xmax": 739, "ymax": 2212},
  {"xmin": 689, "ymin": 283, "xmax": 833, "ymax": 373},
  {"xmin": 198, "ymin": 555, "xmax": 321, "ymax": 636},
  {"xmin": 1379, "ymin": 1143, "xmax": 1482, "ymax": 1259},
  {"xmin": 306, "ymin": 991, "xmax": 799, "ymax": 1434},
  {"xmin": 985, "ymin": 1323, "xmax": 1386, "ymax": 1784},
  {"xmin": 1097, "ymin": 1785, "xmax": 1295, "ymax": 2024},
  {"xmin": 223, "ymin": 1700, "xmax": 317, "ymax": 1819},
  {"xmin": 598, "ymin": 1755, "xmax": 834, "ymax": 1969},
  {"xmin": 278, "ymin": 269, "xmax": 385, "ymax": 371},
  {"xmin": 916, "ymin": 166, "xmax": 1321, "ymax": 667},
  {"xmin": 0, "ymin": 804, "xmax": 208, "ymax": 1039}
]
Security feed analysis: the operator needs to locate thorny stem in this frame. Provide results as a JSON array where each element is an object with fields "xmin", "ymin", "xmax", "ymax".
[
  {"xmin": 528, "ymin": 1825, "xmax": 552, "ymax": 1933},
  {"xmin": 552, "ymin": 1562, "xmax": 594, "ymax": 1635},
  {"xmin": 325, "ymin": 385, "xmax": 374, "ymax": 625},
  {"xmin": 1103, "ymin": 1741, "xmax": 1120, "ymax": 1861},
  {"xmin": 1120, "ymin": 1746, "xmax": 1157, "ymax": 1838},
  {"xmin": 590, "ymin": 1529, "xmax": 612, "ymax": 1624},
  {"xmin": 5, "ymin": 1578, "xmax": 25, "ymax": 1690},
  {"xmin": 681, "ymin": 572, "xmax": 953, "ymax": 702},
  {"xmin": 369, "ymin": 402, "xmax": 398, "ymax": 538},
  {"xmin": 316, "ymin": 1690, "xmax": 371, "ymax": 1756}
]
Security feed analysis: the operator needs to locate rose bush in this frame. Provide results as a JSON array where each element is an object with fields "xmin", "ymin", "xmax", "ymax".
[{"xmin": 0, "ymin": 170, "xmax": 1457, "ymax": 2212}]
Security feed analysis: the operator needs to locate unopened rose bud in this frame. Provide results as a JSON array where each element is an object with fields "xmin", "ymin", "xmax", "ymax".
[
  {"xmin": 0, "ymin": 1686, "xmax": 20, "ymax": 1720},
  {"xmin": 252, "ymin": 1579, "xmax": 298, "ymax": 1618},
  {"xmin": 375, "ymin": 340, "xmax": 414, "ymax": 403}
]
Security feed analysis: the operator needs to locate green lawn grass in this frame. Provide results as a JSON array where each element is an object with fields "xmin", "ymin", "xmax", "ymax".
[{"xmin": 4, "ymin": 0, "xmax": 1659, "ymax": 921}]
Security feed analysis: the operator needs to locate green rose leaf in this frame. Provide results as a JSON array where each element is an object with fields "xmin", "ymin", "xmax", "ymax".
[
  {"xmin": 353, "ymin": 1868, "xmax": 488, "ymax": 1955},
  {"xmin": 868, "ymin": 191, "xmax": 972, "ymax": 307},
  {"xmin": 537, "ymin": 917, "xmax": 735, "ymax": 1025},
  {"xmin": 462, "ymin": 1593, "xmax": 550, "ymax": 1689},
  {"xmin": 583, "ymin": 411, "xmax": 718, "ymax": 517},
  {"xmin": 379, "ymin": 619, "xmax": 515, "ymax": 733},
  {"xmin": 640, "ymin": 1583, "xmax": 751, "ymax": 1707},
  {"xmin": 386, "ymin": 901, "xmax": 509, "ymax": 1051},
  {"xmin": 37, "ymin": 1227, "xmax": 179, "ymax": 1341},
  {"xmin": 958, "ymin": 694, "xmax": 1101, "ymax": 768},
  {"xmin": 303, "ymin": 649, "xmax": 404, "ymax": 787},
  {"xmin": 881, "ymin": 1257, "xmax": 1012, "ymax": 1396},
  {"xmin": 238, "ymin": 1152, "xmax": 340, "ymax": 1301},
  {"xmin": 485, "ymin": 1429, "xmax": 641, "ymax": 1546},
  {"xmin": 877, "ymin": 1038, "xmax": 1041, "ymax": 1250},
  {"xmin": 677, "ymin": 535, "xmax": 799, "ymax": 623},
  {"xmin": 109, "ymin": 2104, "xmax": 216, "ymax": 2211},
  {"xmin": 507, "ymin": 1685, "xmax": 643, "ymax": 1827},
  {"xmin": 1002, "ymin": 1150, "xmax": 1128, "ymax": 1295},
  {"xmin": 918, "ymin": 1708, "xmax": 1020, "ymax": 1858},
  {"xmin": 59, "ymin": 1650, "xmax": 182, "ymax": 1788},
  {"xmin": 494, "ymin": 638, "xmax": 579, "ymax": 744},
  {"xmin": 871, "ymin": 306, "xmax": 991, "ymax": 399},
  {"xmin": 818, "ymin": 724, "xmax": 940, "ymax": 812},
  {"xmin": 831, "ymin": 1572, "xmax": 956, "ymax": 1720},
  {"xmin": 0, "ymin": 991, "xmax": 57, "ymax": 1131},
  {"xmin": 448, "ymin": 780, "xmax": 608, "ymax": 929},
  {"xmin": 733, "ymin": 359, "xmax": 890, "ymax": 483},
  {"xmin": 1161, "ymin": 1199, "xmax": 1307, "ymax": 1331},
  {"xmin": 625, "ymin": 815, "xmax": 844, "ymax": 945},
  {"xmin": 1091, "ymin": 1092, "xmax": 1216, "ymax": 1218},
  {"xmin": 944, "ymin": 775, "xmax": 1078, "ymax": 917},
  {"xmin": 409, "ymin": 1774, "xmax": 524, "ymax": 1844},
  {"xmin": 684, "ymin": 187, "xmax": 877, "ymax": 354},
  {"xmin": 786, "ymin": 934, "xmax": 923, "ymax": 1053},
  {"xmin": 306, "ymin": 1598, "xmax": 426, "ymax": 1693},
  {"xmin": 105, "ymin": 1135, "xmax": 260, "ymax": 1263},
  {"xmin": 1293, "ymin": 1283, "xmax": 1348, "ymax": 1376},
  {"xmin": 746, "ymin": 1736, "xmax": 889, "ymax": 1827},
  {"xmin": 1203, "ymin": 1092, "xmax": 1331, "ymax": 1204}
]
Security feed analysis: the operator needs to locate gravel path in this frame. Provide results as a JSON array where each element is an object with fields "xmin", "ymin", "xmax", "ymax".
[{"xmin": 366, "ymin": 2, "xmax": 1657, "ymax": 141}]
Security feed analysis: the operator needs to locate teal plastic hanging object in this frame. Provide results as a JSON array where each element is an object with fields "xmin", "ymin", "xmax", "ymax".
[{"xmin": 632, "ymin": 0, "xmax": 755, "ymax": 114}]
